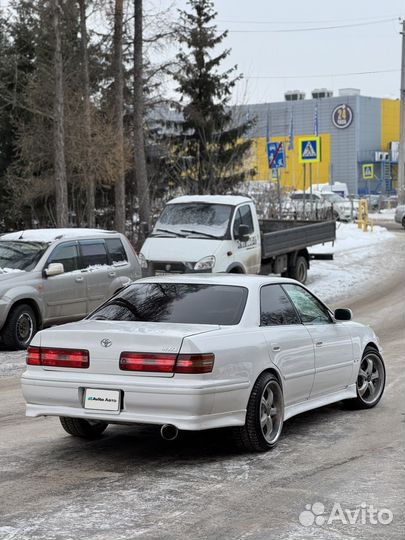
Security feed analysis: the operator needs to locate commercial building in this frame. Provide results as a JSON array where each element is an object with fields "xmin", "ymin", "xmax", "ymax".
[{"xmin": 238, "ymin": 89, "xmax": 400, "ymax": 195}]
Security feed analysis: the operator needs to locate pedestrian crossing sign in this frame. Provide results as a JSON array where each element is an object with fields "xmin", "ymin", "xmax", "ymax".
[
  {"xmin": 362, "ymin": 164, "xmax": 374, "ymax": 180},
  {"xmin": 298, "ymin": 136, "xmax": 321, "ymax": 163}
]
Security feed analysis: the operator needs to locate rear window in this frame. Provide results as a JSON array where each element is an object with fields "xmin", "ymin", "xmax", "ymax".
[{"xmin": 90, "ymin": 283, "xmax": 248, "ymax": 325}]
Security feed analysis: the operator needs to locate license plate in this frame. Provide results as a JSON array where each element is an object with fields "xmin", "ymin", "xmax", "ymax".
[{"xmin": 84, "ymin": 388, "xmax": 120, "ymax": 411}]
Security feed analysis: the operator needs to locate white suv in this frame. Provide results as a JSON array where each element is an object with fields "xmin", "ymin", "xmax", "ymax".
[{"xmin": 0, "ymin": 229, "xmax": 141, "ymax": 349}]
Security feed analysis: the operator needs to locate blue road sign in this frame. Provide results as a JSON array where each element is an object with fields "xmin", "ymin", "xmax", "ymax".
[
  {"xmin": 298, "ymin": 136, "xmax": 321, "ymax": 163},
  {"xmin": 267, "ymin": 141, "xmax": 286, "ymax": 169}
]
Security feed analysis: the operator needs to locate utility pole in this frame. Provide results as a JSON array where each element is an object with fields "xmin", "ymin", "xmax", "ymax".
[{"xmin": 398, "ymin": 19, "xmax": 405, "ymax": 205}]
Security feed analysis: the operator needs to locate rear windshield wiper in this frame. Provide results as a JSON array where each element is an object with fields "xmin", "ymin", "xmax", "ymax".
[
  {"xmin": 151, "ymin": 228, "xmax": 187, "ymax": 237},
  {"xmin": 181, "ymin": 229, "xmax": 221, "ymax": 239}
]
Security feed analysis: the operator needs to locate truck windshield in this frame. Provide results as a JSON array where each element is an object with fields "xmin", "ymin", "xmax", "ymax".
[
  {"xmin": 0, "ymin": 240, "xmax": 48, "ymax": 272},
  {"xmin": 90, "ymin": 283, "xmax": 248, "ymax": 325},
  {"xmin": 153, "ymin": 203, "xmax": 232, "ymax": 238}
]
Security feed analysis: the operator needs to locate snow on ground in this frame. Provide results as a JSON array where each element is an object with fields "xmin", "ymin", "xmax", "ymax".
[
  {"xmin": 307, "ymin": 222, "xmax": 400, "ymax": 304},
  {"xmin": 0, "ymin": 349, "xmax": 26, "ymax": 378},
  {"xmin": 368, "ymin": 208, "xmax": 396, "ymax": 222}
]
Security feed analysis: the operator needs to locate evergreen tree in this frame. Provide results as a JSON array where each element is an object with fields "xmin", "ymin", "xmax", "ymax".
[{"xmin": 172, "ymin": 0, "xmax": 254, "ymax": 195}]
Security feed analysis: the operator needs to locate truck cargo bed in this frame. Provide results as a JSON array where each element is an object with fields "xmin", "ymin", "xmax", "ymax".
[{"xmin": 259, "ymin": 219, "xmax": 336, "ymax": 259}]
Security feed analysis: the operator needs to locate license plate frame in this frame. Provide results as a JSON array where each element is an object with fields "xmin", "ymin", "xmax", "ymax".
[{"xmin": 84, "ymin": 388, "xmax": 121, "ymax": 411}]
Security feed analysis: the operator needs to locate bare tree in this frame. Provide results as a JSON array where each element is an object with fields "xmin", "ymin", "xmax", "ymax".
[
  {"xmin": 78, "ymin": 0, "xmax": 95, "ymax": 227},
  {"xmin": 133, "ymin": 0, "xmax": 150, "ymax": 241},
  {"xmin": 112, "ymin": 0, "xmax": 126, "ymax": 233},
  {"xmin": 52, "ymin": 0, "xmax": 68, "ymax": 227}
]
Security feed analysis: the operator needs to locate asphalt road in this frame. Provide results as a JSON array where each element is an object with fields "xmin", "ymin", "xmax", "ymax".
[{"xmin": 0, "ymin": 233, "xmax": 404, "ymax": 540}]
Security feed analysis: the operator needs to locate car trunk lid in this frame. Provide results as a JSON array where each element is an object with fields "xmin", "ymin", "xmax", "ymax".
[{"xmin": 38, "ymin": 319, "xmax": 219, "ymax": 377}]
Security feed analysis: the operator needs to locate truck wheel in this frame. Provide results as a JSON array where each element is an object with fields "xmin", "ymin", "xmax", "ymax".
[
  {"xmin": 59, "ymin": 417, "xmax": 108, "ymax": 439},
  {"xmin": 1, "ymin": 304, "xmax": 37, "ymax": 350},
  {"xmin": 290, "ymin": 256, "xmax": 308, "ymax": 283}
]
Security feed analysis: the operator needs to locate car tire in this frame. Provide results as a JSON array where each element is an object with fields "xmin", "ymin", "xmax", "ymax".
[
  {"xmin": 1, "ymin": 304, "xmax": 37, "ymax": 350},
  {"xmin": 233, "ymin": 372, "xmax": 284, "ymax": 452},
  {"xmin": 59, "ymin": 417, "xmax": 108, "ymax": 439},
  {"xmin": 289, "ymin": 256, "xmax": 308, "ymax": 283},
  {"xmin": 347, "ymin": 347, "xmax": 386, "ymax": 409},
  {"xmin": 402, "ymin": 217, "xmax": 405, "ymax": 229}
]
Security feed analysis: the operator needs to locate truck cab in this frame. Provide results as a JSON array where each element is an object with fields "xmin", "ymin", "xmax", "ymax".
[
  {"xmin": 140, "ymin": 195, "xmax": 262, "ymax": 275},
  {"xmin": 140, "ymin": 195, "xmax": 336, "ymax": 284}
]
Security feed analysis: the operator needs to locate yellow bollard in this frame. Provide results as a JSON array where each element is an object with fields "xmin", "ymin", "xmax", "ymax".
[{"xmin": 359, "ymin": 199, "xmax": 369, "ymax": 232}]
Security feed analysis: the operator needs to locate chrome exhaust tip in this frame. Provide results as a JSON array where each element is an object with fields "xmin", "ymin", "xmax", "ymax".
[{"xmin": 160, "ymin": 424, "xmax": 179, "ymax": 441}]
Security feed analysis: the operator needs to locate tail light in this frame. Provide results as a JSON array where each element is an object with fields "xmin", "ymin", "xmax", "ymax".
[
  {"xmin": 119, "ymin": 352, "xmax": 215, "ymax": 374},
  {"xmin": 26, "ymin": 346, "xmax": 41, "ymax": 365},
  {"xmin": 175, "ymin": 354, "xmax": 215, "ymax": 374},
  {"xmin": 26, "ymin": 346, "xmax": 89, "ymax": 368},
  {"xmin": 120, "ymin": 353, "xmax": 177, "ymax": 373}
]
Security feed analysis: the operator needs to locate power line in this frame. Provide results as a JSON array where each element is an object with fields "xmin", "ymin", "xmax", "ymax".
[
  {"xmin": 218, "ymin": 15, "xmax": 402, "ymax": 25},
  {"xmin": 247, "ymin": 69, "xmax": 400, "ymax": 80},
  {"xmin": 225, "ymin": 18, "xmax": 399, "ymax": 33}
]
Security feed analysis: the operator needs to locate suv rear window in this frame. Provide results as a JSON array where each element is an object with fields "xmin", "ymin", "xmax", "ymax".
[{"xmin": 90, "ymin": 283, "xmax": 248, "ymax": 325}]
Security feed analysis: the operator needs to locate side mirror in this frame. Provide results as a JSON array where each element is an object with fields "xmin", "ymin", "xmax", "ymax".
[
  {"xmin": 334, "ymin": 308, "xmax": 352, "ymax": 321},
  {"xmin": 45, "ymin": 262, "xmax": 65, "ymax": 277},
  {"xmin": 237, "ymin": 224, "xmax": 250, "ymax": 242}
]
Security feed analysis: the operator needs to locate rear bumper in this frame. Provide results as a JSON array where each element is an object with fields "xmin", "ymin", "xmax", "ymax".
[{"xmin": 21, "ymin": 373, "xmax": 248, "ymax": 431}]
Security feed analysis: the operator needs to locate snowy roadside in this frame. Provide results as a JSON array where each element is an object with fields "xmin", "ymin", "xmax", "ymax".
[
  {"xmin": 307, "ymin": 222, "xmax": 401, "ymax": 305},
  {"xmin": 368, "ymin": 208, "xmax": 396, "ymax": 222}
]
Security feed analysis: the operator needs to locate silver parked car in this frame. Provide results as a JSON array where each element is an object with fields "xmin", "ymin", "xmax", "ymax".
[
  {"xmin": 394, "ymin": 205, "xmax": 405, "ymax": 228},
  {"xmin": 0, "ymin": 229, "xmax": 141, "ymax": 349}
]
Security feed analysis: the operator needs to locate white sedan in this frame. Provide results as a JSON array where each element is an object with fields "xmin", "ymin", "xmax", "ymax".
[{"xmin": 21, "ymin": 275, "xmax": 385, "ymax": 452}]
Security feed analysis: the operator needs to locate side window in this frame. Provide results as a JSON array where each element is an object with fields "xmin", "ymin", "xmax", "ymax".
[
  {"xmin": 283, "ymin": 284, "xmax": 331, "ymax": 325},
  {"xmin": 232, "ymin": 209, "xmax": 242, "ymax": 237},
  {"xmin": 233, "ymin": 205, "xmax": 253, "ymax": 237},
  {"xmin": 260, "ymin": 284, "xmax": 300, "ymax": 326},
  {"xmin": 239, "ymin": 205, "xmax": 254, "ymax": 233},
  {"xmin": 47, "ymin": 242, "xmax": 79, "ymax": 273},
  {"xmin": 105, "ymin": 238, "xmax": 127, "ymax": 264},
  {"xmin": 79, "ymin": 240, "xmax": 108, "ymax": 268}
]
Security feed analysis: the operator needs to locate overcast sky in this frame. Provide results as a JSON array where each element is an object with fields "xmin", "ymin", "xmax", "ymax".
[{"xmin": 158, "ymin": 0, "xmax": 404, "ymax": 104}]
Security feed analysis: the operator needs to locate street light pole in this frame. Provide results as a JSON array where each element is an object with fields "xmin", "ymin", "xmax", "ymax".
[{"xmin": 398, "ymin": 19, "xmax": 405, "ymax": 205}]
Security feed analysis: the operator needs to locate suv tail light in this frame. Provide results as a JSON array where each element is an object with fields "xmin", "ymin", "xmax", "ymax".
[
  {"xmin": 119, "ymin": 352, "xmax": 215, "ymax": 374},
  {"xmin": 26, "ymin": 346, "xmax": 89, "ymax": 368}
]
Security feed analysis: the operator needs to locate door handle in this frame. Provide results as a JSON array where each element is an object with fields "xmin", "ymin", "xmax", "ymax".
[
  {"xmin": 108, "ymin": 272, "xmax": 116, "ymax": 278},
  {"xmin": 315, "ymin": 341, "xmax": 323, "ymax": 347},
  {"xmin": 75, "ymin": 276, "xmax": 84, "ymax": 283},
  {"xmin": 272, "ymin": 345, "xmax": 281, "ymax": 352}
]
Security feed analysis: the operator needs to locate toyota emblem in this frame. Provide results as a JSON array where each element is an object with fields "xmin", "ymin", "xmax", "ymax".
[{"xmin": 100, "ymin": 338, "xmax": 112, "ymax": 348}]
